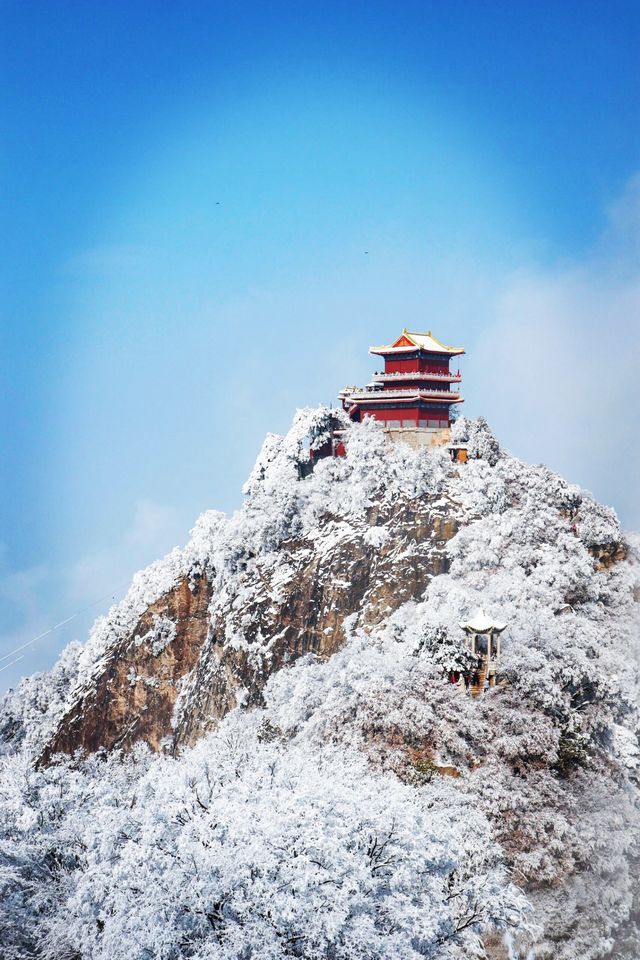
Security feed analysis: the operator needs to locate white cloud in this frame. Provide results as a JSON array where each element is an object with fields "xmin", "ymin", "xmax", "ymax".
[
  {"xmin": 472, "ymin": 174, "xmax": 640, "ymax": 531},
  {"xmin": 65, "ymin": 498, "xmax": 183, "ymax": 604}
]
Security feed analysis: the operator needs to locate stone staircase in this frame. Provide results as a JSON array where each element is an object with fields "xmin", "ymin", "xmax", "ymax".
[{"xmin": 470, "ymin": 661, "xmax": 488, "ymax": 697}]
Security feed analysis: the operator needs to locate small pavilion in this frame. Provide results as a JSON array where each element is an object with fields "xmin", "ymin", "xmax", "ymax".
[{"xmin": 459, "ymin": 609, "xmax": 508, "ymax": 695}]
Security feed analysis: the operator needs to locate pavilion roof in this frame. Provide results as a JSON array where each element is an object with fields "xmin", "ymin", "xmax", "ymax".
[
  {"xmin": 458, "ymin": 608, "xmax": 507, "ymax": 634},
  {"xmin": 370, "ymin": 329, "xmax": 465, "ymax": 357}
]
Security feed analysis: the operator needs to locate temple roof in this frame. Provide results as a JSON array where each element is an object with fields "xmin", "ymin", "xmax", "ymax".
[
  {"xmin": 458, "ymin": 608, "xmax": 507, "ymax": 634},
  {"xmin": 370, "ymin": 329, "xmax": 465, "ymax": 357}
]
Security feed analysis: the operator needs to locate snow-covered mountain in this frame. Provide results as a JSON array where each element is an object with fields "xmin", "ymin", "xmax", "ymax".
[{"xmin": 1, "ymin": 410, "xmax": 638, "ymax": 960}]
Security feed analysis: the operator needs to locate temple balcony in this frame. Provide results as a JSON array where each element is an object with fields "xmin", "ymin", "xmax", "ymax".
[
  {"xmin": 372, "ymin": 369, "xmax": 461, "ymax": 383},
  {"xmin": 367, "ymin": 383, "xmax": 460, "ymax": 393},
  {"xmin": 347, "ymin": 386, "xmax": 462, "ymax": 402}
]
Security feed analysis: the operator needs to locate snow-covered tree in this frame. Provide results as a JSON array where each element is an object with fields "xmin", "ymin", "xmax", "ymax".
[{"xmin": 0, "ymin": 410, "xmax": 638, "ymax": 959}]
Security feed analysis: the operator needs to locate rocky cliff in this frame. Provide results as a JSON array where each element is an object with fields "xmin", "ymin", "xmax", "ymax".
[
  {"xmin": 42, "ymin": 412, "xmax": 461, "ymax": 757},
  {"xmin": 40, "ymin": 575, "xmax": 213, "ymax": 758}
]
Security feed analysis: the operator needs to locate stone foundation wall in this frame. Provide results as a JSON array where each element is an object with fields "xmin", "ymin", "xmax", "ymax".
[{"xmin": 384, "ymin": 426, "xmax": 451, "ymax": 449}]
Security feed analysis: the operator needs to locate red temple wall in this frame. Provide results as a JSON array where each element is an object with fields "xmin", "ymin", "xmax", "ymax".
[
  {"xmin": 357, "ymin": 407, "xmax": 451, "ymax": 426},
  {"xmin": 381, "ymin": 379, "xmax": 454, "ymax": 391},
  {"xmin": 383, "ymin": 355, "xmax": 451, "ymax": 375}
]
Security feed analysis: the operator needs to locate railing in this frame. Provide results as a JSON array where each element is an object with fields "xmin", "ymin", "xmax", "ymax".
[
  {"xmin": 347, "ymin": 386, "xmax": 460, "ymax": 398},
  {"xmin": 373, "ymin": 369, "xmax": 461, "ymax": 378},
  {"xmin": 376, "ymin": 384, "xmax": 457, "ymax": 392}
]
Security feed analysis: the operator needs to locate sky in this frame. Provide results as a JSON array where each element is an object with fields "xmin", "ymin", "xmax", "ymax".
[{"xmin": 1, "ymin": 0, "xmax": 639, "ymax": 693}]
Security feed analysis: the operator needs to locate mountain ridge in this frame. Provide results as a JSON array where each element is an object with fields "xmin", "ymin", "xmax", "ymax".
[{"xmin": 1, "ymin": 409, "xmax": 638, "ymax": 959}]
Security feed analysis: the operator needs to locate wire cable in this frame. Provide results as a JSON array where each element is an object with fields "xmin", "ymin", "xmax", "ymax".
[{"xmin": 0, "ymin": 584, "xmax": 129, "ymax": 669}]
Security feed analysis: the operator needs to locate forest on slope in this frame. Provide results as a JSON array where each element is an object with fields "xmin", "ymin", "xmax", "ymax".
[{"xmin": 1, "ymin": 411, "xmax": 638, "ymax": 960}]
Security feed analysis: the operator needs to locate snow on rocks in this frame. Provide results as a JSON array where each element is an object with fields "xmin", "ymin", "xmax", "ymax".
[{"xmin": 1, "ymin": 407, "xmax": 638, "ymax": 959}]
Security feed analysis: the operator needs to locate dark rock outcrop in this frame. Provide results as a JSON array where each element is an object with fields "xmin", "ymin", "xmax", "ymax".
[
  {"xmin": 175, "ymin": 501, "xmax": 459, "ymax": 749},
  {"xmin": 41, "ymin": 495, "xmax": 460, "ymax": 760},
  {"xmin": 40, "ymin": 575, "xmax": 212, "ymax": 761}
]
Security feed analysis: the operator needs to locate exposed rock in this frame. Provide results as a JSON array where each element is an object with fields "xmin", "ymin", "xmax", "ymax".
[
  {"xmin": 174, "ymin": 498, "xmax": 459, "ymax": 749},
  {"xmin": 590, "ymin": 540, "xmax": 627, "ymax": 569},
  {"xmin": 41, "ymin": 494, "xmax": 460, "ymax": 759},
  {"xmin": 38, "ymin": 405, "xmax": 628, "ymax": 764},
  {"xmin": 40, "ymin": 575, "xmax": 212, "ymax": 761}
]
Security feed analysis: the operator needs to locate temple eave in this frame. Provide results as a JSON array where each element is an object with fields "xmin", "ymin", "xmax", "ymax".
[
  {"xmin": 370, "ymin": 346, "xmax": 465, "ymax": 358},
  {"xmin": 347, "ymin": 393, "xmax": 464, "ymax": 405}
]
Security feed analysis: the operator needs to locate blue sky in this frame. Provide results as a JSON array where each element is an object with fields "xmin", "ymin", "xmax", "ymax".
[{"xmin": 1, "ymin": 0, "xmax": 639, "ymax": 691}]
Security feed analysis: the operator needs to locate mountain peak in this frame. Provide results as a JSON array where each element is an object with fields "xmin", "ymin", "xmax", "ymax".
[{"xmin": 2, "ymin": 409, "xmax": 638, "ymax": 959}]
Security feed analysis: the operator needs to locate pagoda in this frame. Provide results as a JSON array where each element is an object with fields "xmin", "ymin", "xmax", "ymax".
[{"xmin": 339, "ymin": 328, "xmax": 464, "ymax": 443}]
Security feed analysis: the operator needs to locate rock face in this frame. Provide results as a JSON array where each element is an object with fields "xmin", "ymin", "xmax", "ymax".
[
  {"xmin": 41, "ymin": 575, "xmax": 213, "ymax": 761},
  {"xmin": 174, "ymin": 500, "xmax": 459, "ymax": 748},
  {"xmin": 42, "ymin": 493, "xmax": 460, "ymax": 759},
  {"xmin": 39, "ymin": 407, "xmax": 629, "ymax": 766}
]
